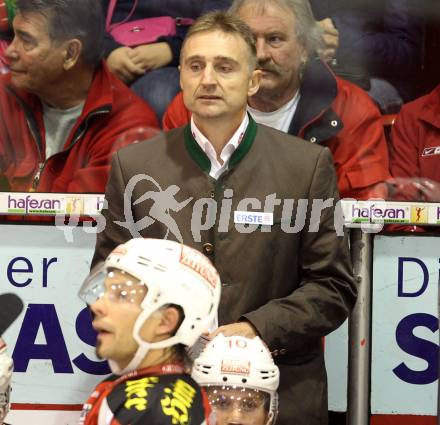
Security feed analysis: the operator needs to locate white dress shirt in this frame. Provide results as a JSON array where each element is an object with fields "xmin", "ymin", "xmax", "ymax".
[{"xmin": 190, "ymin": 113, "xmax": 249, "ymax": 179}]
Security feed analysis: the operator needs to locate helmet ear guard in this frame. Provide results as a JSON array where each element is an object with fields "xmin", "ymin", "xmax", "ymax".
[
  {"xmin": 79, "ymin": 238, "xmax": 222, "ymax": 375},
  {"xmin": 268, "ymin": 392, "xmax": 279, "ymax": 425},
  {"xmin": 191, "ymin": 334, "xmax": 280, "ymax": 423}
]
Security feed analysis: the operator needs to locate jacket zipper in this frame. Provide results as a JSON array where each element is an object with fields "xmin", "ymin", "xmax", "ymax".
[
  {"xmin": 31, "ymin": 162, "xmax": 44, "ymax": 191},
  {"xmin": 8, "ymin": 83, "xmax": 112, "ymax": 192},
  {"xmin": 28, "ymin": 107, "xmax": 110, "ymax": 191},
  {"xmin": 24, "ymin": 116, "xmax": 45, "ymax": 191}
]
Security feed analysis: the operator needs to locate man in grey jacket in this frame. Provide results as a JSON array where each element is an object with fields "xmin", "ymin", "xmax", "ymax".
[{"xmin": 93, "ymin": 11, "xmax": 356, "ymax": 425}]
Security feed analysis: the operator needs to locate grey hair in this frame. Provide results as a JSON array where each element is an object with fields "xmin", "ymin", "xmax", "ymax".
[
  {"xmin": 16, "ymin": 0, "xmax": 104, "ymax": 67},
  {"xmin": 229, "ymin": 0, "xmax": 324, "ymax": 57}
]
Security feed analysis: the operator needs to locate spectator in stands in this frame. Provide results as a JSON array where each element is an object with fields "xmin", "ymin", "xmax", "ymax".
[
  {"xmin": 389, "ymin": 83, "xmax": 440, "ymax": 201},
  {"xmin": 163, "ymin": 0, "xmax": 391, "ymax": 200},
  {"xmin": 0, "ymin": 0, "xmax": 158, "ymax": 193},
  {"xmin": 103, "ymin": 0, "xmax": 231, "ymax": 120},
  {"xmin": 310, "ymin": 0, "xmax": 424, "ymax": 113}
]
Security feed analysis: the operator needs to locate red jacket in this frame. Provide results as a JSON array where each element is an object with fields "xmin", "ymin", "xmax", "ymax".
[
  {"xmin": 0, "ymin": 62, "xmax": 159, "ymax": 193},
  {"xmin": 163, "ymin": 59, "xmax": 390, "ymax": 200},
  {"xmin": 390, "ymin": 84, "xmax": 440, "ymax": 201}
]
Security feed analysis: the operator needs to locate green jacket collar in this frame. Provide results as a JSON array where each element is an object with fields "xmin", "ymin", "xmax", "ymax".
[{"xmin": 184, "ymin": 114, "xmax": 257, "ymax": 174}]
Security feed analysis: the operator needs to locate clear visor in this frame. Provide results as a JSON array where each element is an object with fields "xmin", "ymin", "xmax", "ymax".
[
  {"xmin": 205, "ymin": 385, "xmax": 270, "ymax": 415},
  {"xmin": 78, "ymin": 263, "xmax": 148, "ymax": 306}
]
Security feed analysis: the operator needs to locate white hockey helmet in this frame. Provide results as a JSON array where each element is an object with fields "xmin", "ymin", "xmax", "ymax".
[
  {"xmin": 79, "ymin": 238, "xmax": 221, "ymax": 374},
  {"xmin": 192, "ymin": 334, "xmax": 279, "ymax": 423}
]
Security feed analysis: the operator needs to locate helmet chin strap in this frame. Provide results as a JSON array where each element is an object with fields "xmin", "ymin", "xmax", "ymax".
[
  {"xmin": 267, "ymin": 392, "xmax": 278, "ymax": 425},
  {"xmin": 108, "ymin": 342, "xmax": 151, "ymax": 375},
  {"xmin": 108, "ymin": 307, "xmax": 178, "ymax": 376},
  {"xmin": 265, "ymin": 411, "xmax": 274, "ymax": 425}
]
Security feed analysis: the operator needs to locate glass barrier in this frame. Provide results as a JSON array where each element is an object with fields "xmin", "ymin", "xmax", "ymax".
[{"xmin": 0, "ymin": 1, "xmax": 438, "ymax": 206}]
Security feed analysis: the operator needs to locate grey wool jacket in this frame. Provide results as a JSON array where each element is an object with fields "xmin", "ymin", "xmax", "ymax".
[{"xmin": 93, "ymin": 117, "xmax": 357, "ymax": 425}]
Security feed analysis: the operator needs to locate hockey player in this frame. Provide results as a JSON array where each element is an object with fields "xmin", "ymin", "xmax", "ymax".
[
  {"xmin": 78, "ymin": 238, "xmax": 221, "ymax": 425},
  {"xmin": 192, "ymin": 334, "xmax": 280, "ymax": 425}
]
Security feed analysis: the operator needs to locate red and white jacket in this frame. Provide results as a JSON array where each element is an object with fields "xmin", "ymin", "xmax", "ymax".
[
  {"xmin": 0, "ymin": 61, "xmax": 159, "ymax": 193},
  {"xmin": 390, "ymin": 83, "xmax": 440, "ymax": 198}
]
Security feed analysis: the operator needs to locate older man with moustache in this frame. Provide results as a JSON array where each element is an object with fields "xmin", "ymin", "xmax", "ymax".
[{"xmin": 163, "ymin": 0, "xmax": 391, "ymax": 200}]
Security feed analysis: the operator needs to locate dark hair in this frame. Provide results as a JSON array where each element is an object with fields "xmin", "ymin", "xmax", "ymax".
[
  {"xmin": 168, "ymin": 304, "xmax": 192, "ymax": 367},
  {"xmin": 16, "ymin": 0, "xmax": 104, "ymax": 67}
]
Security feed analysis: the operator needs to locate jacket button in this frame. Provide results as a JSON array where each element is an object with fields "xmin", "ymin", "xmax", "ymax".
[
  {"xmin": 209, "ymin": 190, "xmax": 215, "ymax": 198},
  {"xmin": 331, "ymin": 120, "xmax": 338, "ymax": 127},
  {"xmin": 310, "ymin": 136, "xmax": 317, "ymax": 143},
  {"xmin": 203, "ymin": 243, "xmax": 214, "ymax": 256}
]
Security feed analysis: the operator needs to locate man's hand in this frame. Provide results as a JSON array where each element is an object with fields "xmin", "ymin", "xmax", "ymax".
[
  {"xmin": 208, "ymin": 321, "xmax": 259, "ymax": 339},
  {"xmin": 131, "ymin": 42, "xmax": 173, "ymax": 71},
  {"xmin": 388, "ymin": 177, "xmax": 440, "ymax": 202},
  {"xmin": 106, "ymin": 46, "xmax": 146, "ymax": 83},
  {"xmin": 317, "ymin": 18, "xmax": 339, "ymax": 63}
]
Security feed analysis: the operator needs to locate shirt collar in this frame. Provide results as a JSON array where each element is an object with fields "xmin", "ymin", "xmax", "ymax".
[{"xmin": 190, "ymin": 113, "xmax": 249, "ymax": 160}]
